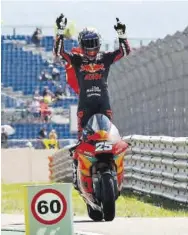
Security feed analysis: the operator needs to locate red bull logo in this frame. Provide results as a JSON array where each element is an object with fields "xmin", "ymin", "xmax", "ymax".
[{"xmin": 80, "ymin": 63, "xmax": 105, "ymax": 73}]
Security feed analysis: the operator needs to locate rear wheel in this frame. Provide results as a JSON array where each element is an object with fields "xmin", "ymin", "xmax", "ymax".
[
  {"xmin": 87, "ymin": 204, "xmax": 103, "ymax": 221},
  {"xmin": 101, "ymin": 174, "xmax": 115, "ymax": 221}
]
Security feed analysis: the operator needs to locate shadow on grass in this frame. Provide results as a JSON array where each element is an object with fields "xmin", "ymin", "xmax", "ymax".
[{"xmin": 122, "ymin": 189, "xmax": 188, "ymax": 212}]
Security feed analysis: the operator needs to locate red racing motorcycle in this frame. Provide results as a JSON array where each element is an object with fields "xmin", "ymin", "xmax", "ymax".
[{"xmin": 69, "ymin": 114, "xmax": 129, "ymax": 221}]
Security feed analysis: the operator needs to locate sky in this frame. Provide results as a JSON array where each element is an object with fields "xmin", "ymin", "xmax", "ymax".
[{"xmin": 1, "ymin": 0, "xmax": 188, "ymax": 45}]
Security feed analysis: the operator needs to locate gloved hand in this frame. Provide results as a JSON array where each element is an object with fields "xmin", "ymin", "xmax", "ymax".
[
  {"xmin": 114, "ymin": 18, "xmax": 127, "ymax": 39},
  {"xmin": 56, "ymin": 13, "xmax": 67, "ymax": 35}
]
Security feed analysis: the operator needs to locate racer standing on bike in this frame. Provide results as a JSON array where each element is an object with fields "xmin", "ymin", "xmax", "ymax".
[{"xmin": 53, "ymin": 14, "xmax": 131, "ymax": 190}]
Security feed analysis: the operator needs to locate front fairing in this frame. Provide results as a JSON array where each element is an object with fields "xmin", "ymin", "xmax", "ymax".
[
  {"xmin": 77, "ymin": 114, "xmax": 129, "ymax": 159},
  {"xmin": 76, "ymin": 114, "xmax": 129, "ymax": 193}
]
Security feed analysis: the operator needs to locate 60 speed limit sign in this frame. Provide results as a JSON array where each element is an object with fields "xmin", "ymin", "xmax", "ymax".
[
  {"xmin": 31, "ymin": 188, "xmax": 67, "ymax": 225},
  {"xmin": 24, "ymin": 183, "xmax": 73, "ymax": 235}
]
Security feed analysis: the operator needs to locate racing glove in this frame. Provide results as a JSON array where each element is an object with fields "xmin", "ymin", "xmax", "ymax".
[
  {"xmin": 56, "ymin": 13, "xmax": 67, "ymax": 36},
  {"xmin": 114, "ymin": 17, "xmax": 130, "ymax": 55},
  {"xmin": 114, "ymin": 18, "xmax": 127, "ymax": 39},
  {"xmin": 54, "ymin": 14, "xmax": 67, "ymax": 56}
]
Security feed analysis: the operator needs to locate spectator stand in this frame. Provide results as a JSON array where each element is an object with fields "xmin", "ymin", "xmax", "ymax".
[{"xmin": 1, "ymin": 34, "xmax": 79, "ymax": 147}]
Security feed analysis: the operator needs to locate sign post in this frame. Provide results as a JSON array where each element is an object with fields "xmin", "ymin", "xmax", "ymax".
[{"xmin": 24, "ymin": 183, "xmax": 73, "ymax": 235}]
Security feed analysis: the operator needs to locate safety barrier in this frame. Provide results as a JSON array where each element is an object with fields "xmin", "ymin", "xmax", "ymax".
[
  {"xmin": 48, "ymin": 146, "xmax": 73, "ymax": 182},
  {"xmin": 2, "ymin": 149, "xmax": 56, "ymax": 182},
  {"xmin": 49, "ymin": 135, "xmax": 188, "ymax": 203},
  {"xmin": 123, "ymin": 135, "xmax": 188, "ymax": 203}
]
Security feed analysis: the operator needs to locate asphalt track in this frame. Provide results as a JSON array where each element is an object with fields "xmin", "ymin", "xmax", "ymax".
[{"xmin": 2, "ymin": 214, "xmax": 188, "ymax": 235}]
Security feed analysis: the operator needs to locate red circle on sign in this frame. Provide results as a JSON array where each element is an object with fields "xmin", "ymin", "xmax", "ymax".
[{"xmin": 31, "ymin": 188, "xmax": 67, "ymax": 225}]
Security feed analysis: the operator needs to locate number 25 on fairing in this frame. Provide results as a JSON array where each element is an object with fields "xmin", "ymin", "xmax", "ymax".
[{"xmin": 95, "ymin": 141, "xmax": 113, "ymax": 151}]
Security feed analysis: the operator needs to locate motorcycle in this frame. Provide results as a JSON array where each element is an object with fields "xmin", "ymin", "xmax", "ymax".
[{"xmin": 69, "ymin": 113, "xmax": 129, "ymax": 221}]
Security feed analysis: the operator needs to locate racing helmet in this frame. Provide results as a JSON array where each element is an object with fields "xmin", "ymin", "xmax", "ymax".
[{"xmin": 78, "ymin": 27, "xmax": 101, "ymax": 60}]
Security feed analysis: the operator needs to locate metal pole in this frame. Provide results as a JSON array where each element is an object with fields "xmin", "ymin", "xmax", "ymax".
[{"xmin": 13, "ymin": 27, "xmax": 16, "ymax": 36}]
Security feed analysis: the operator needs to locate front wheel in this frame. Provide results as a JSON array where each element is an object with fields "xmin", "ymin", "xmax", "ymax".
[{"xmin": 101, "ymin": 173, "xmax": 116, "ymax": 221}]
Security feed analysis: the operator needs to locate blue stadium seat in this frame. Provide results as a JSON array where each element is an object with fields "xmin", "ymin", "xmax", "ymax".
[
  {"xmin": 9, "ymin": 123, "xmax": 77, "ymax": 139},
  {"xmin": 1, "ymin": 35, "xmax": 79, "ymax": 141},
  {"xmin": 1, "ymin": 36, "xmax": 78, "ymax": 97}
]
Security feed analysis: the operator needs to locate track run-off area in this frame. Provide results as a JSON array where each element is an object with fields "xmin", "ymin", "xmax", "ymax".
[{"xmin": 1, "ymin": 214, "xmax": 188, "ymax": 235}]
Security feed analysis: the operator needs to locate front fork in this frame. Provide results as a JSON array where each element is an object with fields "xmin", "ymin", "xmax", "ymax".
[{"xmin": 92, "ymin": 169, "xmax": 119, "ymax": 202}]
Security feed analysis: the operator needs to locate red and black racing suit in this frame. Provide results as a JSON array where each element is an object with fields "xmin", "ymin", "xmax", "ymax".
[{"xmin": 54, "ymin": 35, "xmax": 130, "ymax": 138}]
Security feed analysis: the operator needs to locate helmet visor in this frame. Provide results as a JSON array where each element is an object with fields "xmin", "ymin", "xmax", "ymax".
[{"xmin": 81, "ymin": 37, "xmax": 100, "ymax": 49}]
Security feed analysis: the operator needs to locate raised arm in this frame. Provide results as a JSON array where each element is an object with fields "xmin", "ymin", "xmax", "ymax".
[
  {"xmin": 105, "ymin": 18, "xmax": 131, "ymax": 64},
  {"xmin": 53, "ymin": 14, "xmax": 79, "ymax": 65},
  {"xmin": 54, "ymin": 34, "xmax": 73, "ymax": 64}
]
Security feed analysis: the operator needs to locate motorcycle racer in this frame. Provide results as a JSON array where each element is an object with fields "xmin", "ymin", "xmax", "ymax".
[{"xmin": 53, "ymin": 14, "xmax": 131, "ymax": 190}]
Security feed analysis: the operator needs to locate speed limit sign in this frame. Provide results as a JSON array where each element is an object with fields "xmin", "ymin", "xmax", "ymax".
[
  {"xmin": 24, "ymin": 183, "xmax": 73, "ymax": 235},
  {"xmin": 31, "ymin": 188, "xmax": 67, "ymax": 225}
]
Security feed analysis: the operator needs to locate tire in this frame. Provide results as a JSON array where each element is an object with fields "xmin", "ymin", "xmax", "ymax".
[
  {"xmin": 101, "ymin": 173, "xmax": 115, "ymax": 221},
  {"xmin": 87, "ymin": 204, "xmax": 103, "ymax": 221}
]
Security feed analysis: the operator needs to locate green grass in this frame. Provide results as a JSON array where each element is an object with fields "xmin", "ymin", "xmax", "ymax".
[{"xmin": 1, "ymin": 183, "xmax": 188, "ymax": 217}]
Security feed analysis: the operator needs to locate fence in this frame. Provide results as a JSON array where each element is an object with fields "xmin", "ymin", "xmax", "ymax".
[
  {"xmin": 49, "ymin": 135, "xmax": 188, "ymax": 204},
  {"xmin": 2, "ymin": 25, "xmax": 156, "ymax": 50},
  {"xmin": 2, "ymin": 139, "xmax": 77, "ymax": 149},
  {"xmin": 108, "ymin": 26, "xmax": 188, "ymax": 137}
]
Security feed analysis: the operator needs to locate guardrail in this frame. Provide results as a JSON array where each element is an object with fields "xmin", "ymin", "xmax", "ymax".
[
  {"xmin": 5, "ymin": 139, "xmax": 77, "ymax": 149},
  {"xmin": 49, "ymin": 135, "xmax": 188, "ymax": 203}
]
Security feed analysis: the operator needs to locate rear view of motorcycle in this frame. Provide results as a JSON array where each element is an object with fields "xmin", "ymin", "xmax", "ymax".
[{"xmin": 70, "ymin": 114, "xmax": 129, "ymax": 221}]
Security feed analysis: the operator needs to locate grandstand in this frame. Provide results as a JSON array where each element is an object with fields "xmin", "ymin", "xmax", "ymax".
[{"xmin": 1, "ymin": 35, "xmax": 79, "ymax": 147}]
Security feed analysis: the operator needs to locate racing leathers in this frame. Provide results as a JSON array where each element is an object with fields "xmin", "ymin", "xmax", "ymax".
[{"xmin": 54, "ymin": 35, "xmax": 131, "ymax": 139}]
